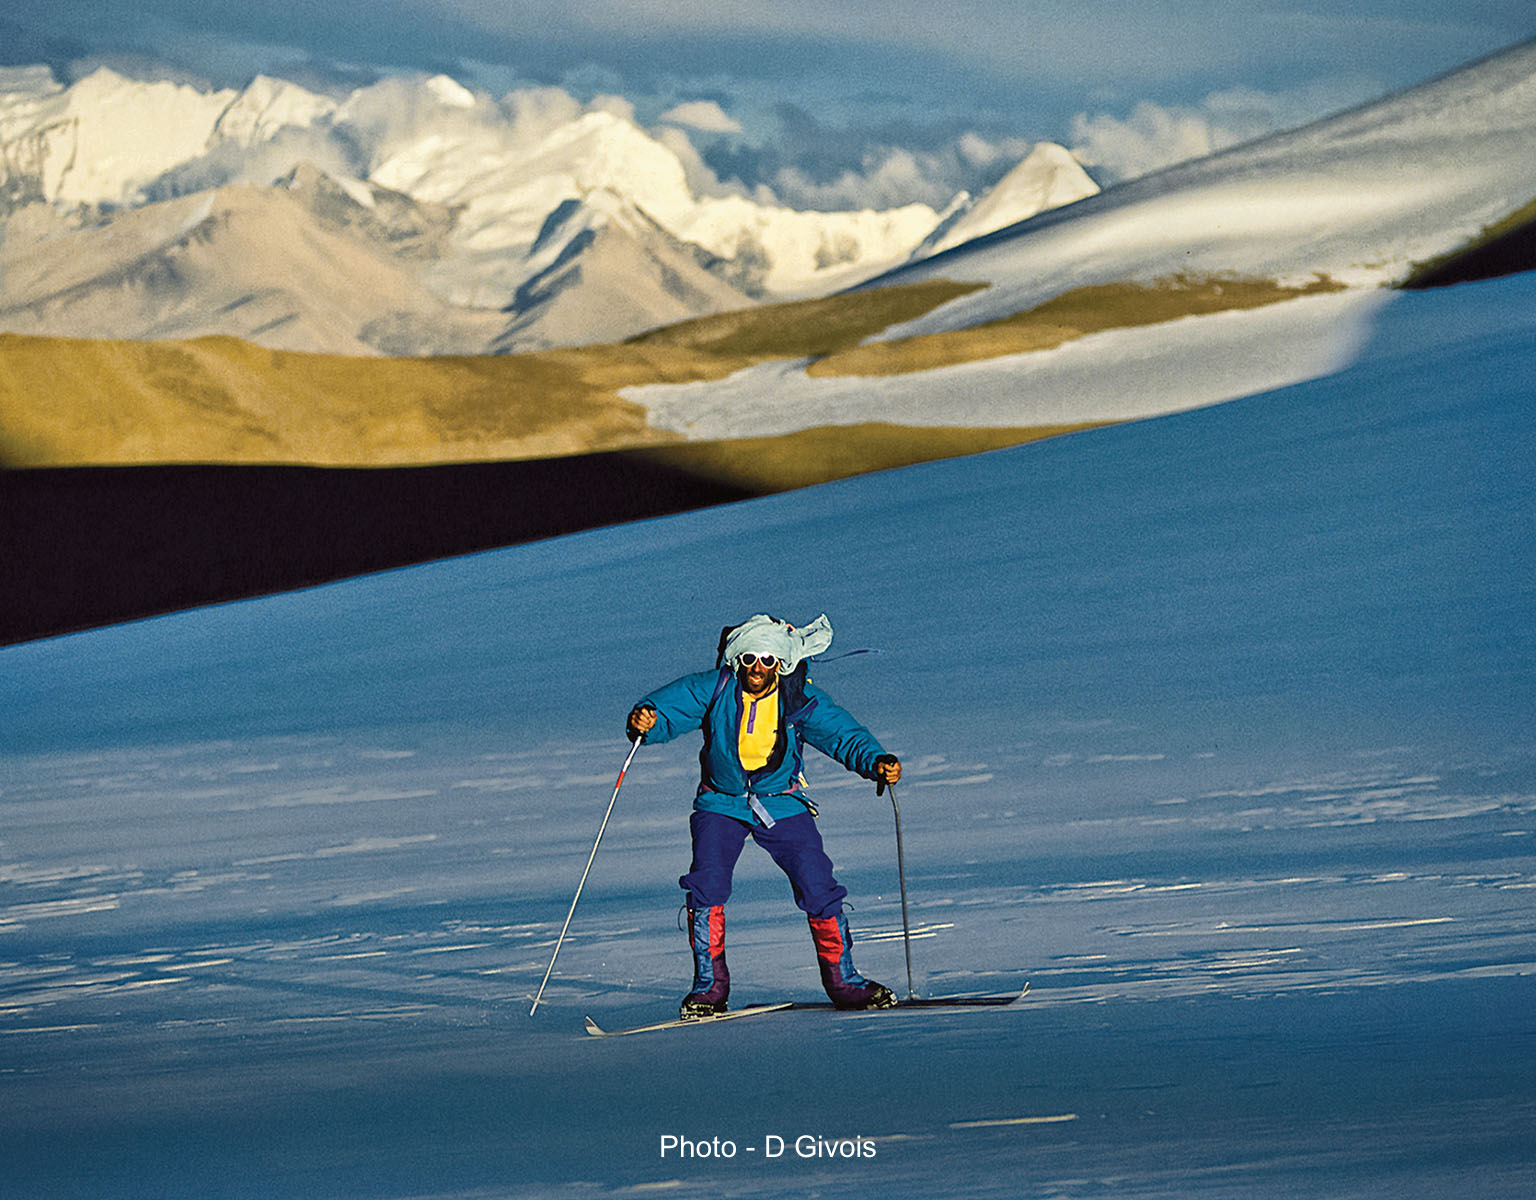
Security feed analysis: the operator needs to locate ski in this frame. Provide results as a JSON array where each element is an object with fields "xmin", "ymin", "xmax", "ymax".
[
  {"xmin": 792, "ymin": 982, "xmax": 1030, "ymax": 1010},
  {"xmin": 584, "ymin": 1003, "xmax": 794, "ymax": 1037},
  {"xmin": 583, "ymin": 984, "xmax": 1027, "ymax": 1036}
]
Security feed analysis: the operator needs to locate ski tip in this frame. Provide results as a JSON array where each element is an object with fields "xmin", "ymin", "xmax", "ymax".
[{"xmin": 583, "ymin": 1001, "xmax": 795, "ymax": 1038}]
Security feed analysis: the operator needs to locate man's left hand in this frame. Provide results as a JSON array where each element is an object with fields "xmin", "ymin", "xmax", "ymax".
[{"xmin": 875, "ymin": 755, "xmax": 902, "ymax": 789}]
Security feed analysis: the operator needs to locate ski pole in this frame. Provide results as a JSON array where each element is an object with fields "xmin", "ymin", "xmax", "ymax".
[
  {"xmin": 879, "ymin": 777, "xmax": 917, "ymax": 1000},
  {"xmin": 530, "ymin": 735, "xmax": 641, "ymax": 1015}
]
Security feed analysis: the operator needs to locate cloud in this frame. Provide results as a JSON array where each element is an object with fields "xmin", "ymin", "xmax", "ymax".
[
  {"xmin": 500, "ymin": 85, "xmax": 586, "ymax": 139},
  {"xmin": 1068, "ymin": 102, "xmax": 1229, "ymax": 183},
  {"xmin": 18, "ymin": 2, "xmax": 1532, "ymax": 220},
  {"xmin": 401, "ymin": 1, "xmax": 1527, "ymax": 93},
  {"xmin": 769, "ymin": 145, "xmax": 988, "ymax": 212},
  {"xmin": 334, "ymin": 76, "xmax": 646, "ymax": 177},
  {"xmin": 955, "ymin": 130, "xmax": 1038, "ymax": 170},
  {"xmin": 658, "ymin": 99, "xmax": 741, "ymax": 134},
  {"xmin": 653, "ymin": 125, "xmax": 751, "ymax": 199},
  {"xmin": 752, "ymin": 111, "xmax": 1047, "ymax": 212},
  {"xmin": 21, "ymin": 1, "xmax": 1534, "ymax": 133},
  {"xmin": 586, "ymin": 92, "xmax": 638, "ymax": 123},
  {"xmin": 770, "ymin": 150, "xmax": 929, "ymax": 211},
  {"xmin": 702, "ymin": 101, "xmax": 1047, "ymax": 212},
  {"xmin": 1069, "ymin": 77, "xmax": 1385, "ymax": 182},
  {"xmin": 142, "ymin": 124, "xmax": 364, "ymax": 199},
  {"xmin": 335, "ymin": 73, "xmax": 501, "ymax": 168},
  {"xmin": 12, "ymin": 3, "xmax": 1518, "ymax": 217}
]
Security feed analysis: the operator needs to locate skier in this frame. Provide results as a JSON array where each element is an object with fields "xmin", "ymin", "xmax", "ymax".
[{"xmin": 626, "ymin": 613, "xmax": 903, "ymax": 1019}]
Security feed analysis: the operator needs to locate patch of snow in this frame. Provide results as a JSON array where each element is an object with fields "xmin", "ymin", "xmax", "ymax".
[{"xmin": 626, "ymin": 286, "xmax": 1390, "ymax": 437}]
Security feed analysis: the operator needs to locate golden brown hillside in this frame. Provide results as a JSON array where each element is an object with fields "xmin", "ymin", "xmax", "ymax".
[
  {"xmin": 0, "ymin": 280, "xmax": 983, "ymax": 468},
  {"xmin": 1, "ymin": 273, "xmax": 1342, "ymax": 479},
  {"xmin": 0, "ymin": 333, "xmax": 666, "ymax": 467}
]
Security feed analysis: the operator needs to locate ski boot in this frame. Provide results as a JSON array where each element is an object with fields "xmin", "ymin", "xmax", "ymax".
[
  {"xmin": 808, "ymin": 913, "xmax": 897, "ymax": 1010},
  {"xmin": 680, "ymin": 905, "xmax": 730, "ymax": 1020}
]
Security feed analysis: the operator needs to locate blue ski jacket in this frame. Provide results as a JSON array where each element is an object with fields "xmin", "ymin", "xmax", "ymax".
[{"xmin": 637, "ymin": 666, "xmax": 888, "ymax": 826}]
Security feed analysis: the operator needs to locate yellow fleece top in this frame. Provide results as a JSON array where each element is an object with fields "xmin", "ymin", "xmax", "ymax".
[{"xmin": 738, "ymin": 681, "xmax": 780, "ymax": 771}]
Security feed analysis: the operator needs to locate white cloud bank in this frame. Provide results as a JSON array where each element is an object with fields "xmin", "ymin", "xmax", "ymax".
[
  {"xmin": 1070, "ymin": 78, "xmax": 1384, "ymax": 181},
  {"xmin": 658, "ymin": 99, "xmax": 741, "ymax": 134}
]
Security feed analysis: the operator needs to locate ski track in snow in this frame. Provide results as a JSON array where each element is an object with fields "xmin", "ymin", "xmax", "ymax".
[{"xmin": 2, "ymin": 733, "xmax": 1532, "ymax": 1020}]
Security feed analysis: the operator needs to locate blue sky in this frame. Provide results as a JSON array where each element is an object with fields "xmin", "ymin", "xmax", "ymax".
[{"xmin": 3, "ymin": 1, "xmax": 1532, "ymax": 199}]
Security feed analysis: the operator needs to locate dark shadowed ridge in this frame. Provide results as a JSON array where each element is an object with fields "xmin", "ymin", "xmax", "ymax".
[
  {"xmin": 0, "ymin": 456, "xmax": 756, "ymax": 646},
  {"xmin": 1, "ymin": 419, "xmax": 1074, "ymax": 645}
]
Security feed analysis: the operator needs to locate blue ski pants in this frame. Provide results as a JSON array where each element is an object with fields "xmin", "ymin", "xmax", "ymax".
[{"xmin": 680, "ymin": 809, "xmax": 847, "ymax": 919}]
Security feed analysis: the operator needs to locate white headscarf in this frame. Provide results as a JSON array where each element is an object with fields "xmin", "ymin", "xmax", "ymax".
[{"xmin": 721, "ymin": 613, "xmax": 834, "ymax": 674}]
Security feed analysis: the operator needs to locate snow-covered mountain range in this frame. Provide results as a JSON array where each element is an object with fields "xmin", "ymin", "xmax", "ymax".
[
  {"xmin": 0, "ymin": 37, "xmax": 1530, "ymax": 470},
  {"xmin": 0, "ymin": 65, "xmax": 1096, "ymax": 354}
]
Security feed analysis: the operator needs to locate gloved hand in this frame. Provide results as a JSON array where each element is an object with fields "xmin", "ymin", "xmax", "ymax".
[
  {"xmin": 874, "ymin": 754, "xmax": 902, "ymax": 793},
  {"xmin": 627, "ymin": 705, "xmax": 657, "ymax": 741}
]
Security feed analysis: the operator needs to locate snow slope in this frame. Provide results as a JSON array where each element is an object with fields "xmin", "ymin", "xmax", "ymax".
[
  {"xmin": 627, "ymin": 285, "xmax": 1392, "ymax": 438},
  {"xmin": 878, "ymin": 37, "xmax": 1536, "ymax": 333},
  {"xmin": 627, "ymin": 38, "xmax": 1536, "ymax": 437},
  {"xmin": 2, "ymin": 271, "xmax": 1532, "ymax": 1197}
]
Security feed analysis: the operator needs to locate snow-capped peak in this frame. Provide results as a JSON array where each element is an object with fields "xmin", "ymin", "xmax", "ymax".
[
  {"xmin": 425, "ymin": 75, "xmax": 478, "ymax": 110},
  {"xmin": 213, "ymin": 76, "xmax": 337, "ymax": 148},
  {"xmin": 39, "ymin": 68, "xmax": 239, "ymax": 206},
  {"xmin": 0, "ymin": 68, "xmax": 343, "ymax": 208},
  {"xmin": 915, "ymin": 141, "xmax": 1099, "ymax": 257}
]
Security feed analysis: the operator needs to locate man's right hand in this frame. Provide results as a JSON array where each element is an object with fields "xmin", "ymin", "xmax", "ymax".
[{"xmin": 627, "ymin": 705, "xmax": 657, "ymax": 741}]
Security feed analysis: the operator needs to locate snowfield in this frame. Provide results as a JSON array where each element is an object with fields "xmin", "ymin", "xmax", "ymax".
[
  {"xmin": 2, "ymin": 270, "xmax": 1533, "ymax": 1197},
  {"xmin": 625, "ymin": 286, "xmax": 1393, "ymax": 437}
]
